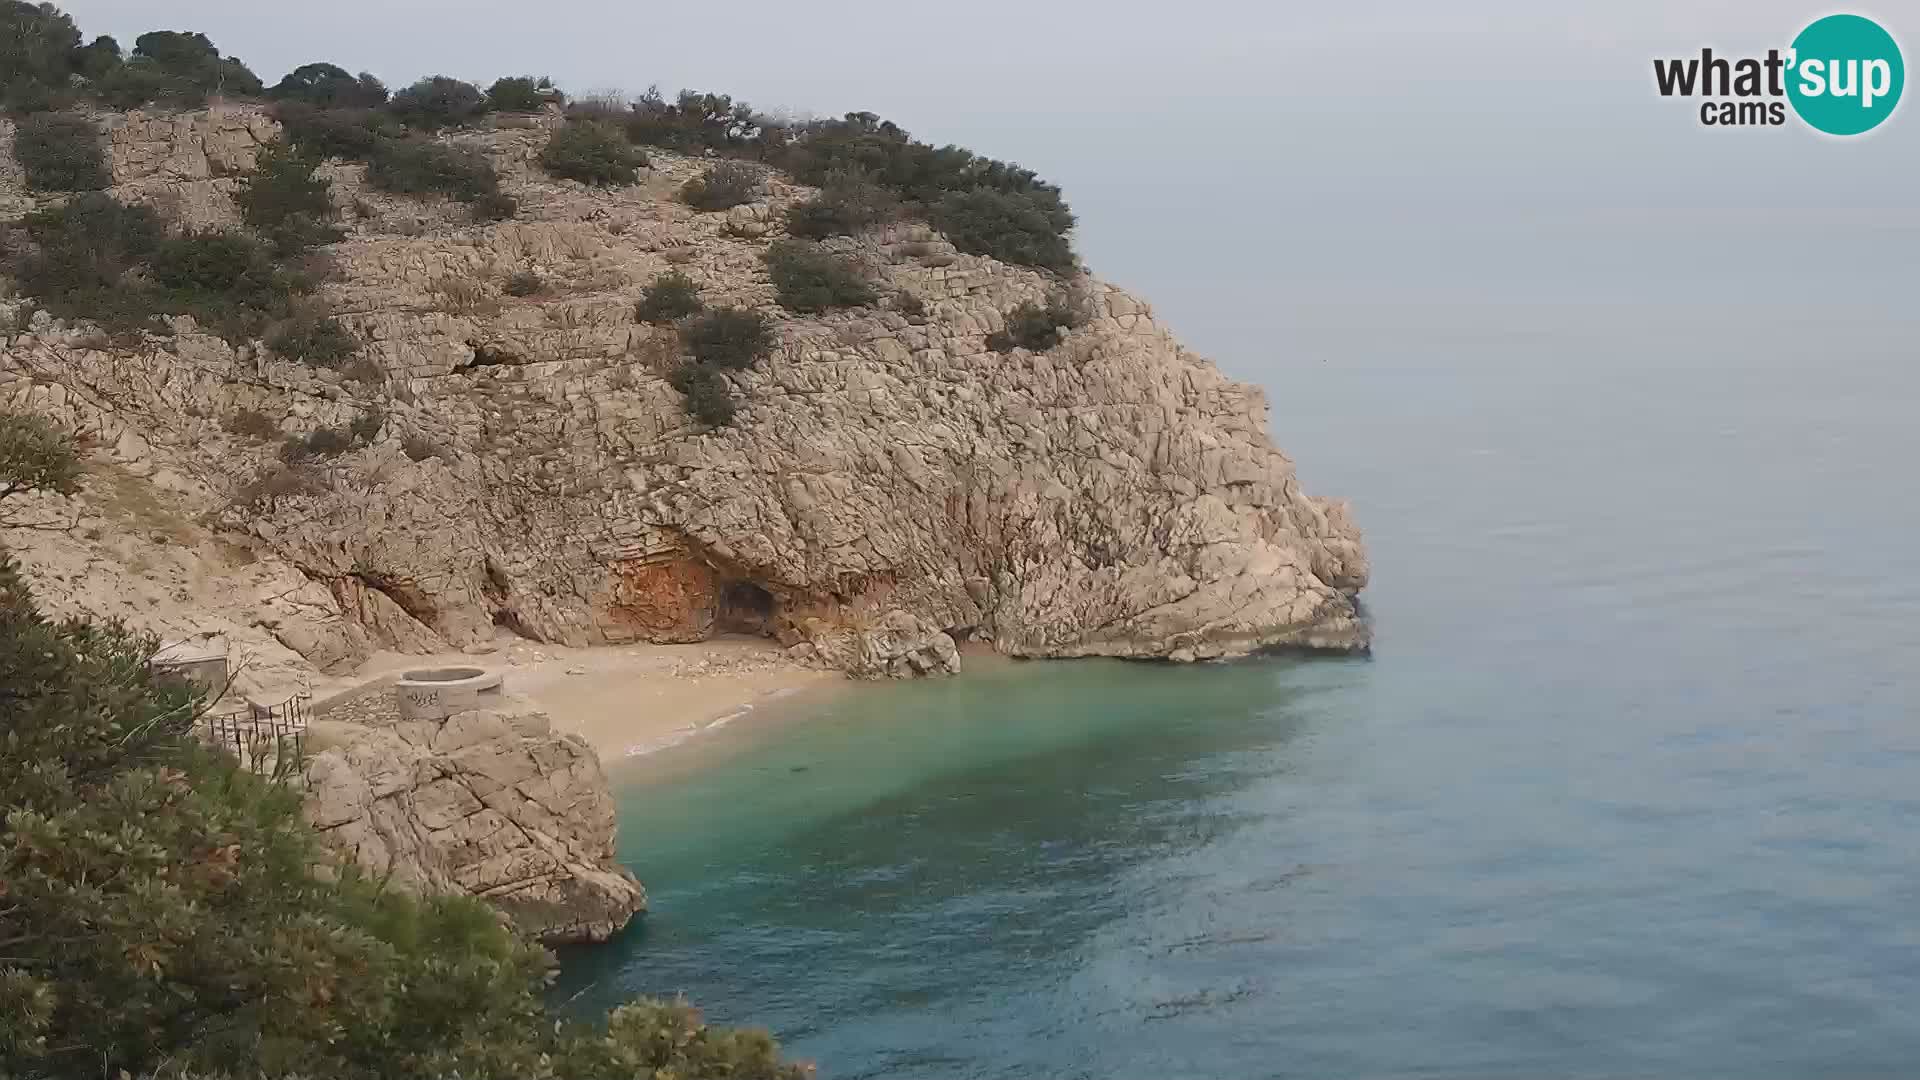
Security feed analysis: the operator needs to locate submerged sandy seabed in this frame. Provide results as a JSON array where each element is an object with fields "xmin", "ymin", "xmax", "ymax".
[{"xmin": 310, "ymin": 634, "xmax": 843, "ymax": 762}]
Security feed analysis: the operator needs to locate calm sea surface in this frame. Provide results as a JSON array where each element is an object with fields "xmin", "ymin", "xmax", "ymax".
[{"xmin": 557, "ymin": 303, "xmax": 1920, "ymax": 1077}]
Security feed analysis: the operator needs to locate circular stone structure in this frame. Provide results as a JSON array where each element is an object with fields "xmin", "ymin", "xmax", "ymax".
[{"xmin": 394, "ymin": 666, "xmax": 505, "ymax": 720}]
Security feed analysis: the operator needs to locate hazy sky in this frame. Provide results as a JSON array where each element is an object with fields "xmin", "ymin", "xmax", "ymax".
[{"xmin": 55, "ymin": 1, "xmax": 1919, "ymax": 378}]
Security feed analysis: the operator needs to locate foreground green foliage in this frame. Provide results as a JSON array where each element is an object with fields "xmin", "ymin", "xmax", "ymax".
[
  {"xmin": 11, "ymin": 111, "xmax": 107, "ymax": 191},
  {"xmin": 0, "ymin": 425, "xmax": 811, "ymax": 1080},
  {"xmin": 765, "ymin": 240, "xmax": 876, "ymax": 313},
  {"xmin": 540, "ymin": 118, "xmax": 644, "ymax": 186}
]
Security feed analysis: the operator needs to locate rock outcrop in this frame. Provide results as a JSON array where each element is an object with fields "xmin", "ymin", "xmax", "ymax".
[
  {"xmin": 301, "ymin": 706, "xmax": 646, "ymax": 944},
  {"xmin": 0, "ymin": 103, "xmax": 1369, "ymax": 684}
]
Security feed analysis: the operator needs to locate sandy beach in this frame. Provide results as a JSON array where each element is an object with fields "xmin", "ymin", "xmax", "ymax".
[{"xmin": 310, "ymin": 634, "xmax": 843, "ymax": 761}]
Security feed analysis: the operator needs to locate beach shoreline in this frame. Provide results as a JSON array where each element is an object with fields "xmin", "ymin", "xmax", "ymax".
[{"xmin": 310, "ymin": 634, "xmax": 845, "ymax": 763}]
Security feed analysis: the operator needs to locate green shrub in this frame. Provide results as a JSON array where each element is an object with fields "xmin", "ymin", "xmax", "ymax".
[
  {"xmin": 933, "ymin": 187, "xmax": 1077, "ymax": 273},
  {"xmin": 275, "ymin": 103, "xmax": 402, "ymax": 159},
  {"xmin": 764, "ymin": 239, "xmax": 876, "ymax": 313},
  {"xmin": 92, "ymin": 29, "xmax": 261, "ymax": 108},
  {"xmin": 0, "ymin": 2, "xmax": 82, "ymax": 111},
  {"xmin": 625, "ymin": 87, "xmax": 758, "ymax": 152},
  {"xmin": 149, "ymin": 229, "xmax": 284, "ymax": 302},
  {"xmin": 279, "ymin": 425, "xmax": 351, "ymax": 462},
  {"xmin": 222, "ymin": 408, "xmax": 279, "ymax": 439},
  {"xmin": 12, "ymin": 111, "xmax": 108, "ymax": 191},
  {"xmin": 538, "ymin": 118, "xmax": 644, "ymax": 185},
  {"xmin": 71, "ymin": 34, "xmax": 121, "ymax": 80},
  {"xmin": 680, "ymin": 159, "xmax": 761, "ymax": 211},
  {"xmin": 685, "ymin": 307, "xmax": 773, "ymax": 369},
  {"xmin": 670, "ymin": 361, "xmax": 736, "ymax": 426},
  {"xmin": 265, "ymin": 309, "xmax": 357, "ymax": 367},
  {"xmin": 268, "ymin": 62, "xmax": 387, "ymax": 107},
  {"xmin": 774, "ymin": 110, "xmax": 1078, "ymax": 270},
  {"xmin": 987, "ymin": 294, "xmax": 1088, "ymax": 353},
  {"xmin": 131, "ymin": 30, "xmax": 261, "ymax": 93},
  {"xmin": 147, "ymin": 229, "xmax": 300, "ymax": 341},
  {"xmin": 786, "ymin": 169, "xmax": 896, "ymax": 238},
  {"xmin": 0, "ymin": 410, "xmax": 81, "ymax": 509},
  {"xmin": 486, "ymin": 75, "xmax": 554, "ymax": 113},
  {"xmin": 504, "ymin": 269, "xmax": 542, "ymax": 297},
  {"xmin": 11, "ymin": 193, "xmax": 164, "ymax": 330},
  {"xmin": 471, "ymin": 190, "xmax": 518, "ymax": 221},
  {"xmin": 388, "ymin": 75, "xmax": 487, "ymax": 130},
  {"xmin": 634, "ymin": 270, "xmax": 703, "ymax": 324},
  {"xmin": 235, "ymin": 141, "xmax": 343, "ymax": 255},
  {"xmin": 366, "ymin": 138, "xmax": 500, "ymax": 203}
]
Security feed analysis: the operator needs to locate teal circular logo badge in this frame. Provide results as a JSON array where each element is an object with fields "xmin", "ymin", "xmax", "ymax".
[{"xmin": 1787, "ymin": 14, "xmax": 1905, "ymax": 135}]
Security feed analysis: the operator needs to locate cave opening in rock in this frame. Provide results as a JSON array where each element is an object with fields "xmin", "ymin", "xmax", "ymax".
[{"xmin": 716, "ymin": 580, "xmax": 777, "ymax": 636}]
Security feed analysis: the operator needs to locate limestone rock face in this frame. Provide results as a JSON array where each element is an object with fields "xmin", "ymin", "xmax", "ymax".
[
  {"xmin": 301, "ymin": 707, "xmax": 646, "ymax": 944},
  {"xmin": 0, "ymin": 103, "xmax": 1370, "ymax": 680}
]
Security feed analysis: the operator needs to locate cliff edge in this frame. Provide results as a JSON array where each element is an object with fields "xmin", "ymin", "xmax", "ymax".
[{"xmin": 0, "ymin": 104, "xmax": 1368, "ymax": 685}]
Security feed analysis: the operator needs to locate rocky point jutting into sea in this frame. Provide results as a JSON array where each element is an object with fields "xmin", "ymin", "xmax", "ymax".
[{"xmin": 0, "ymin": 101, "xmax": 1367, "ymax": 938}]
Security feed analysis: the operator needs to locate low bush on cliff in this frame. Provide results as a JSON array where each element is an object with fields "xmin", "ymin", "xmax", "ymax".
[
  {"xmin": 387, "ymin": 74, "xmax": 487, "ymax": 131},
  {"xmin": 786, "ymin": 169, "xmax": 897, "ymax": 238},
  {"xmin": 686, "ymin": 306, "xmax": 774, "ymax": 369},
  {"xmin": 765, "ymin": 239, "xmax": 876, "ymax": 313},
  {"xmin": 987, "ymin": 293, "xmax": 1088, "ymax": 353},
  {"xmin": 148, "ymin": 228, "xmax": 300, "ymax": 339},
  {"xmin": 235, "ymin": 141, "xmax": 344, "ymax": 256},
  {"xmin": 265, "ymin": 306, "xmax": 358, "ymax": 367},
  {"xmin": 539, "ymin": 118, "xmax": 645, "ymax": 186},
  {"xmin": 933, "ymin": 187, "xmax": 1077, "ymax": 274},
  {"xmin": 91, "ymin": 30, "xmax": 263, "ymax": 109},
  {"xmin": 0, "ymin": 426, "xmax": 807, "ymax": 1078},
  {"xmin": 680, "ymin": 160, "xmax": 762, "ymax": 211},
  {"xmin": 8, "ymin": 192, "xmax": 166, "ymax": 331},
  {"xmin": 275, "ymin": 102, "xmax": 404, "ymax": 158},
  {"xmin": 7, "ymin": 193, "xmax": 326, "ymax": 343},
  {"xmin": 366, "ymin": 137, "xmax": 506, "ymax": 210},
  {"xmin": 670, "ymin": 360, "xmax": 737, "ymax": 427},
  {"xmin": 268, "ymin": 62, "xmax": 389, "ymax": 108},
  {"xmin": 635, "ymin": 270, "xmax": 703, "ymax": 324},
  {"xmin": 624, "ymin": 87, "xmax": 760, "ymax": 153},
  {"xmin": 12, "ymin": 111, "xmax": 109, "ymax": 191},
  {"xmin": 487, "ymin": 74, "xmax": 555, "ymax": 113}
]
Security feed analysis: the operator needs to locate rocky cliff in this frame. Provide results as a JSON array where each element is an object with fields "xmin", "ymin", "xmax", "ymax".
[
  {"xmin": 302, "ymin": 703, "xmax": 646, "ymax": 944},
  {"xmin": 0, "ymin": 104, "xmax": 1368, "ymax": 689}
]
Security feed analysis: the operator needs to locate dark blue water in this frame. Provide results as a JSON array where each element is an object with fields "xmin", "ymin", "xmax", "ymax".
[{"xmin": 556, "ymin": 304, "xmax": 1920, "ymax": 1078}]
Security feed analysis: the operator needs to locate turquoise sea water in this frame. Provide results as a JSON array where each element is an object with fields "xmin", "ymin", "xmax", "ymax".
[{"xmin": 556, "ymin": 307, "xmax": 1920, "ymax": 1078}]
